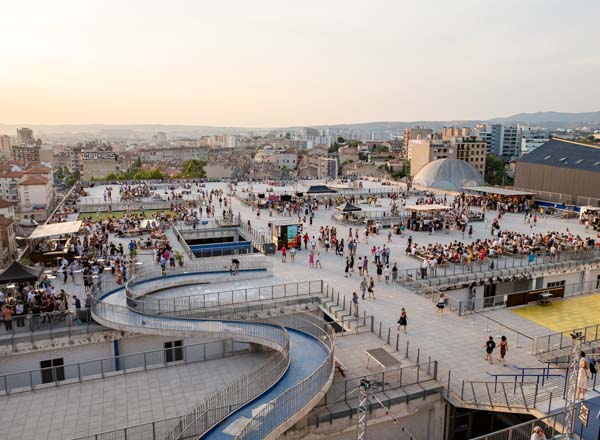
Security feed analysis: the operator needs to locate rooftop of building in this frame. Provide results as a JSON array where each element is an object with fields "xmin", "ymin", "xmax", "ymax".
[{"xmin": 518, "ymin": 137, "xmax": 600, "ymax": 172}]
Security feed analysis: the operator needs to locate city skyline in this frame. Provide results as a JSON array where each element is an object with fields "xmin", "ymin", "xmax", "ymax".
[{"xmin": 1, "ymin": 0, "xmax": 599, "ymax": 127}]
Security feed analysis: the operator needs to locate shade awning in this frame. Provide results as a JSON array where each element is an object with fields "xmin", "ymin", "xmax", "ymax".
[
  {"xmin": 336, "ymin": 202, "xmax": 362, "ymax": 212},
  {"xmin": 406, "ymin": 204, "xmax": 451, "ymax": 212},
  {"xmin": 461, "ymin": 186, "xmax": 534, "ymax": 197},
  {"xmin": 0, "ymin": 261, "xmax": 43, "ymax": 283},
  {"xmin": 306, "ymin": 185, "xmax": 337, "ymax": 194},
  {"xmin": 29, "ymin": 220, "xmax": 83, "ymax": 240}
]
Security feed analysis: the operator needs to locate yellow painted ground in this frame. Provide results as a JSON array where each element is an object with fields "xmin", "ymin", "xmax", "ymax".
[{"xmin": 510, "ymin": 294, "xmax": 600, "ymax": 334}]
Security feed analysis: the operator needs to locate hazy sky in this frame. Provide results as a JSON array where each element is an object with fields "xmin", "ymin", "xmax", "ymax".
[{"xmin": 1, "ymin": 0, "xmax": 599, "ymax": 127}]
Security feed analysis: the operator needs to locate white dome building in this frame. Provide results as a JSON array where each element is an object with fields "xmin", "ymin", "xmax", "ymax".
[{"xmin": 413, "ymin": 158, "xmax": 484, "ymax": 191}]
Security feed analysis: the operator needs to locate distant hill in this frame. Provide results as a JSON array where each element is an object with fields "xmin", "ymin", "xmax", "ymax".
[
  {"xmin": 1, "ymin": 111, "xmax": 599, "ymax": 140},
  {"xmin": 490, "ymin": 111, "xmax": 600, "ymax": 125}
]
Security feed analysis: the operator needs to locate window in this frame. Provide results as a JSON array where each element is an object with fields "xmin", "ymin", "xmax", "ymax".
[
  {"xmin": 40, "ymin": 358, "xmax": 65, "ymax": 384},
  {"xmin": 547, "ymin": 280, "xmax": 566, "ymax": 288},
  {"xmin": 164, "ymin": 340, "xmax": 184, "ymax": 363}
]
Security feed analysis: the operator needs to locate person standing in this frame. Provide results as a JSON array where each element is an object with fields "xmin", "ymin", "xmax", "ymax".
[
  {"xmin": 383, "ymin": 265, "xmax": 391, "ymax": 284},
  {"xmin": 376, "ymin": 261, "xmax": 383, "ymax": 282},
  {"xmin": 289, "ymin": 246, "xmax": 296, "ymax": 263},
  {"xmin": 362, "ymin": 257, "xmax": 369, "ymax": 276},
  {"xmin": 281, "ymin": 245, "xmax": 287, "ymax": 263},
  {"xmin": 352, "ymin": 291, "xmax": 359, "ymax": 317},
  {"xmin": 530, "ymin": 426, "xmax": 547, "ymax": 440},
  {"xmin": 391, "ymin": 262, "xmax": 398, "ymax": 283},
  {"xmin": 344, "ymin": 257, "xmax": 350, "ymax": 277},
  {"xmin": 577, "ymin": 351, "xmax": 591, "ymax": 401},
  {"xmin": 421, "ymin": 258, "xmax": 429, "ymax": 279},
  {"xmin": 397, "ymin": 308, "xmax": 407, "ymax": 333},
  {"xmin": 498, "ymin": 335, "xmax": 508, "ymax": 365},
  {"xmin": 483, "ymin": 336, "xmax": 496, "ymax": 364}
]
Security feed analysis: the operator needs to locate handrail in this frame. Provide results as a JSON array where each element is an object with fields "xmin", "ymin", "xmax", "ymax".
[
  {"xmin": 127, "ymin": 280, "xmax": 324, "ymax": 315},
  {"xmin": 470, "ymin": 412, "xmax": 567, "ymax": 440},
  {"xmin": 472, "ymin": 310, "xmax": 535, "ymax": 353},
  {"xmin": 534, "ymin": 321, "xmax": 600, "ymax": 355}
]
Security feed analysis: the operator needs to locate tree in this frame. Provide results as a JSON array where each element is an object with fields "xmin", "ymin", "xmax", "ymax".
[
  {"xmin": 337, "ymin": 136, "xmax": 346, "ymax": 144},
  {"xmin": 328, "ymin": 142, "xmax": 341, "ymax": 154},
  {"xmin": 485, "ymin": 154, "xmax": 512, "ymax": 186},
  {"xmin": 65, "ymin": 168, "xmax": 80, "ymax": 187},
  {"xmin": 180, "ymin": 159, "xmax": 207, "ymax": 178}
]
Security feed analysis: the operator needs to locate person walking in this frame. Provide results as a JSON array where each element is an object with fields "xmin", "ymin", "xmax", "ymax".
[
  {"xmin": 362, "ymin": 257, "xmax": 369, "ymax": 276},
  {"xmin": 344, "ymin": 257, "xmax": 350, "ymax": 277},
  {"xmin": 289, "ymin": 246, "xmax": 296, "ymax": 263},
  {"xmin": 360, "ymin": 277, "xmax": 368, "ymax": 300},
  {"xmin": 367, "ymin": 277, "xmax": 375, "ymax": 299},
  {"xmin": 315, "ymin": 252, "xmax": 322, "ymax": 269},
  {"xmin": 309, "ymin": 251, "xmax": 315, "ymax": 269},
  {"xmin": 436, "ymin": 292, "xmax": 446, "ymax": 315},
  {"xmin": 397, "ymin": 308, "xmax": 407, "ymax": 333},
  {"xmin": 483, "ymin": 336, "xmax": 496, "ymax": 364},
  {"xmin": 281, "ymin": 245, "xmax": 287, "ymax": 262},
  {"xmin": 352, "ymin": 291, "xmax": 359, "ymax": 317},
  {"xmin": 498, "ymin": 335, "xmax": 508, "ymax": 365}
]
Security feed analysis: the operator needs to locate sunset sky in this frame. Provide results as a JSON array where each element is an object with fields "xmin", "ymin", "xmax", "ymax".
[{"xmin": 1, "ymin": 0, "xmax": 599, "ymax": 127}]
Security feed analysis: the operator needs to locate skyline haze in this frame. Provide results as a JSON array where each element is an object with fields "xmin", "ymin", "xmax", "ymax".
[{"xmin": 2, "ymin": 0, "xmax": 599, "ymax": 127}]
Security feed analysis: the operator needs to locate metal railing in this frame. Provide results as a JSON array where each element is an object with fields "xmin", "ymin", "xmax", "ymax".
[
  {"xmin": 0, "ymin": 338, "xmax": 247, "ymax": 395},
  {"xmin": 534, "ymin": 322, "xmax": 600, "ymax": 355},
  {"xmin": 471, "ymin": 412, "xmax": 568, "ymax": 440},
  {"xmin": 396, "ymin": 248, "xmax": 600, "ymax": 287},
  {"xmin": 235, "ymin": 314, "xmax": 335, "ymax": 440},
  {"xmin": 127, "ymin": 280, "xmax": 324, "ymax": 316},
  {"xmin": 125, "ymin": 255, "xmax": 272, "ymax": 300},
  {"xmin": 0, "ymin": 310, "xmax": 104, "ymax": 351},
  {"xmin": 322, "ymin": 361, "xmax": 438, "ymax": 406}
]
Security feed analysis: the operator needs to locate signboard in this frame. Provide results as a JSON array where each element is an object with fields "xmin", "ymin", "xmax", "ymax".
[
  {"xmin": 82, "ymin": 151, "xmax": 117, "ymax": 161},
  {"xmin": 579, "ymin": 403, "xmax": 589, "ymax": 427},
  {"xmin": 287, "ymin": 224, "xmax": 299, "ymax": 249}
]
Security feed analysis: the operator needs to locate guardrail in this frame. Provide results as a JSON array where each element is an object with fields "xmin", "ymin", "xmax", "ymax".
[
  {"xmin": 125, "ymin": 255, "xmax": 272, "ymax": 300},
  {"xmin": 0, "ymin": 338, "xmax": 247, "ymax": 395},
  {"xmin": 396, "ymin": 248, "xmax": 600, "ymax": 286},
  {"xmin": 471, "ymin": 412, "xmax": 567, "ymax": 440},
  {"xmin": 322, "ymin": 361, "xmax": 438, "ymax": 405},
  {"xmin": 127, "ymin": 280, "xmax": 324, "ymax": 316},
  {"xmin": 534, "ymin": 322, "xmax": 600, "ymax": 355},
  {"xmin": 0, "ymin": 310, "xmax": 105, "ymax": 351}
]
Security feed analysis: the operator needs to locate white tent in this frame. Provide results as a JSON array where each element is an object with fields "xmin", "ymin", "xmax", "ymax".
[{"xmin": 29, "ymin": 220, "xmax": 83, "ymax": 240}]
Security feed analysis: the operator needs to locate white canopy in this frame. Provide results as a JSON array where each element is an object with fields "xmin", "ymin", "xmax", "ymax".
[
  {"xmin": 406, "ymin": 204, "xmax": 451, "ymax": 212},
  {"xmin": 29, "ymin": 220, "xmax": 82, "ymax": 240}
]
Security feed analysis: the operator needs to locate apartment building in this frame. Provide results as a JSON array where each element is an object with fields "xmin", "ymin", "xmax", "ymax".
[
  {"xmin": 18, "ymin": 175, "xmax": 53, "ymax": 221},
  {"xmin": 451, "ymin": 136, "xmax": 487, "ymax": 175},
  {"xmin": 317, "ymin": 157, "xmax": 338, "ymax": 180},
  {"xmin": 139, "ymin": 146, "xmax": 210, "ymax": 164},
  {"xmin": 410, "ymin": 136, "xmax": 486, "ymax": 177},
  {"xmin": 403, "ymin": 127, "xmax": 433, "ymax": 154},
  {"xmin": 0, "ymin": 135, "xmax": 11, "ymax": 158},
  {"xmin": 12, "ymin": 145, "xmax": 41, "ymax": 162},
  {"xmin": 255, "ymin": 146, "xmax": 298, "ymax": 170}
]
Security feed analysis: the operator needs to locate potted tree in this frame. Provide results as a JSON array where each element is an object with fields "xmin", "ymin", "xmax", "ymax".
[{"xmin": 175, "ymin": 251, "xmax": 184, "ymax": 267}]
